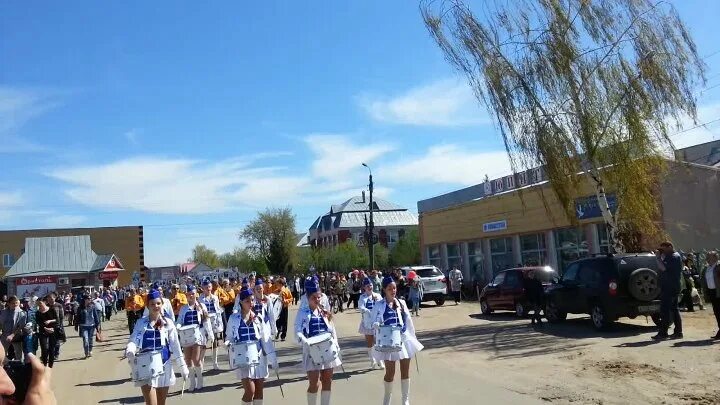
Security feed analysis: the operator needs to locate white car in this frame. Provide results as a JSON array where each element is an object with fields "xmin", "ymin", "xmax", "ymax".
[{"xmin": 400, "ymin": 265, "xmax": 447, "ymax": 306}]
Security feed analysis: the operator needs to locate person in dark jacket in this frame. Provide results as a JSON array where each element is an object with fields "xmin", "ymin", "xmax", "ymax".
[
  {"xmin": 653, "ymin": 242, "xmax": 684, "ymax": 340},
  {"xmin": 74, "ymin": 296, "xmax": 101, "ymax": 358},
  {"xmin": 524, "ymin": 270, "xmax": 545, "ymax": 325}
]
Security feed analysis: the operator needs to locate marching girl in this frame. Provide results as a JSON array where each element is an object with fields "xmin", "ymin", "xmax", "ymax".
[
  {"xmin": 298, "ymin": 275, "xmax": 330, "ymax": 312},
  {"xmin": 142, "ymin": 284, "xmax": 175, "ymax": 323},
  {"xmin": 251, "ymin": 279, "xmax": 278, "ymax": 343},
  {"xmin": 224, "ymin": 287, "xmax": 278, "ymax": 405},
  {"xmin": 125, "ymin": 289, "xmax": 189, "ymax": 405},
  {"xmin": 177, "ymin": 286, "xmax": 214, "ymax": 392},
  {"xmin": 371, "ymin": 276, "xmax": 424, "ymax": 405},
  {"xmin": 358, "ymin": 277, "xmax": 384, "ymax": 369},
  {"xmin": 199, "ymin": 280, "xmax": 224, "ymax": 369},
  {"xmin": 295, "ymin": 277, "xmax": 342, "ymax": 405}
]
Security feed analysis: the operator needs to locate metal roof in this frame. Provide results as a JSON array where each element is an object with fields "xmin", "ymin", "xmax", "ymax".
[
  {"xmin": 5, "ymin": 236, "xmax": 102, "ymax": 278},
  {"xmin": 330, "ymin": 196, "xmax": 405, "ymax": 213},
  {"xmin": 336, "ymin": 211, "xmax": 418, "ymax": 228}
]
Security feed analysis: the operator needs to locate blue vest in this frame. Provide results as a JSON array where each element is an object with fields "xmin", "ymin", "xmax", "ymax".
[
  {"xmin": 202, "ymin": 296, "xmax": 217, "ymax": 314},
  {"xmin": 183, "ymin": 308, "xmax": 200, "ymax": 326},
  {"xmin": 237, "ymin": 319, "xmax": 258, "ymax": 342},
  {"xmin": 306, "ymin": 312, "xmax": 329, "ymax": 338},
  {"xmin": 364, "ymin": 296, "xmax": 376, "ymax": 310},
  {"xmin": 254, "ymin": 300, "xmax": 271, "ymax": 324},
  {"xmin": 140, "ymin": 327, "xmax": 170, "ymax": 362},
  {"xmin": 383, "ymin": 302, "xmax": 407, "ymax": 333}
]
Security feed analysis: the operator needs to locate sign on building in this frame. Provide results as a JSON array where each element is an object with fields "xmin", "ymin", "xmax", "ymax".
[
  {"xmin": 574, "ymin": 194, "xmax": 618, "ymax": 220},
  {"xmin": 483, "ymin": 220, "xmax": 508, "ymax": 232},
  {"xmin": 17, "ymin": 276, "xmax": 58, "ymax": 298}
]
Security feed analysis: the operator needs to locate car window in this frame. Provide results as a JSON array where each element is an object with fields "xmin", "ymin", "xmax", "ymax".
[
  {"xmin": 504, "ymin": 271, "xmax": 522, "ymax": 287},
  {"xmin": 492, "ymin": 272, "xmax": 505, "ymax": 285},
  {"xmin": 562, "ymin": 263, "xmax": 580, "ymax": 282},
  {"xmin": 415, "ymin": 268, "xmax": 443, "ymax": 278},
  {"xmin": 578, "ymin": 263, "xmax": 601, "ymax": 287}
]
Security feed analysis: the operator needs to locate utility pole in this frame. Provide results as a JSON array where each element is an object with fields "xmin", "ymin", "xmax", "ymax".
[{"xmin": 362, "ymin": 163, "xmax": 375, "ymax": 271}]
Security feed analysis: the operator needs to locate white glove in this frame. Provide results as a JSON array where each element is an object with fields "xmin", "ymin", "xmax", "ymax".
[
  {"xmin": 181, "ymin": 364, "xmax": 190, "ymax": 379},
  {"xmin": 223, "ymin": 340, "xmax": 230, "ymax": 347},
  {"xmin": 297, "ymin": 333, "xmax": 308, "ymax": 345},
  {"xmin": 372, "ymin": 322, "xmax": 380, "ymax": 331},
  {"xmin": 126, "ymin": 351, "xmax": 136, "ymax": 361}
]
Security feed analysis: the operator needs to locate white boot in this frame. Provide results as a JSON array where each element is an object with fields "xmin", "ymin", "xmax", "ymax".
[
  {"xmin": 383, "ymin": 381, "xmax": 393, "ymax": 405},
  {"xmin": 368, "ymin": 348, "xmax": 376, "ymax": 369},
  {"xmin": 320, "ymin": 390, "xmax": 331, "ymax": 405},
  {"xmin": 401, "ymin": 379, "xmax": 410, "ymax": 405},
  {"xmin": 307, "ymin": 392, "xmax": 318, "ymax": 405},
  {"xmin": 378, "ymin": 359, "xmax": 385, "ymax": 369},
  {"xmin": 213, "ymin": 347, "xmax": 219, "ymax": 370},
  {"xmin": 188, "ymin": 367, "xmax": 196, "ymax": 392},
  {"xmin": 242, "ymin": 402, "xmax": 253, "ymax": 405},
  {"xmin": 253, "ymin": 400, "xmax": 264, "ymax": 405},
  {"xmin": 195, "ymin": 366, "xmax": 204, "ymax": 390}
]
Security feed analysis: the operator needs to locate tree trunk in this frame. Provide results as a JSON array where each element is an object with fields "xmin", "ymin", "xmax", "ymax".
[{"xmin": 588, "ymin": 169, "xmax": 624, "ymax": 254}]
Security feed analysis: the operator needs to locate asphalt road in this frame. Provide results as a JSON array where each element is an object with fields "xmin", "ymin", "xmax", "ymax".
[{"xmin": 49, "ymin": 302, "xmax": 544, "ymax": 404}]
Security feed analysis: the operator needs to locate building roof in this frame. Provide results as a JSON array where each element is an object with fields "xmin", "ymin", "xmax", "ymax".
[
  {"xmin": 5, "ymin": 236, "xmax": 122, "ymax": 278},
  {"xmin": 311, "ymin": 196, "xmax": 418, "ymax": 233},
  {"xmin": 296, "ymin": 232, "xmax": 310, "ymax": 247},
  {"xmin": 190, "ymin": 263, "xmax": 214, "ymax": 273}
]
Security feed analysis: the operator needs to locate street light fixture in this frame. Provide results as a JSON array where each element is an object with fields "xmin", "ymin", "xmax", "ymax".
[{"xmin": 361, "ymin": 163, "xmax": 375, "ymax": 271}]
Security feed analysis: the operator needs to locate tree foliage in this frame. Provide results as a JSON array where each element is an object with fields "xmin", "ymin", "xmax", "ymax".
[
  {"xmin": 422, "ymin": 0, "xmax": 706, "ymax": 251},
  {"xmin": 241, "ymin": 207, "xmax": 297, "ymax": 275},
  {"xmin": 219, "ymin": 248, "xmax": 268, "ymax": 275},
  {"xmin": 389, "ymin": 229, "xmax": 422, "ymax": 266},
  {"xmin": 190, "ymin": 244, "xmax": 220, "ymax": 268}
]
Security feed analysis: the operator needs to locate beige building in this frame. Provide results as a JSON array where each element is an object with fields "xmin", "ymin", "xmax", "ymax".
[
  {"xmin": 418, "ymin": 161, "xmax": 720, "ymax": 285},
  {"xmin": 0, "ymin": 226, "xmax": 144, "ymax": 288}
]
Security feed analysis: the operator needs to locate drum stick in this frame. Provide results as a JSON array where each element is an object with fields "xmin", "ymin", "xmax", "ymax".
[
  {"xmin": 181, "ymin": 378, "xmax": 186, "ymax": 398},
  {"xmin": 415, "ymin": 355, "xmax": 420, "ymax": 374},
  {"xmin": 275, "ymin": 368, "xmax": 285, "ymax": 398}
]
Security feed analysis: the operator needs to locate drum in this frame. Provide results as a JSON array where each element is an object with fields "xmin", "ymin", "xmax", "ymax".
[
  {"xmin": 306, "ymin": 333, "xmax": 339, "ymax": 365},
  {"xmin": 375, "ymin": 326, "xmax": 403, "ymax": 353},
  {"xmin": 361, "ymin": 310, "xmax": 374, "ymax": 330},
  {"xmin": 177, "ymin": 324, "xmax": 202, "ymax": 347},
  {"xmin": 131, "ymin": 351, "xmax": 165, "ymax": 381},
  {"xmin": 228, "ymin": 341, "xmax": 261, "ymax": 370}
]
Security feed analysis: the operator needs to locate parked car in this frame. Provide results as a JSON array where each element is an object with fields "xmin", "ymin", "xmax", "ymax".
[
  {"xmin": 479, "ymin": 266, "xmax": 558, "ymax": 317},
  {"xmin": 400, "ymin": 265, "xmax": 447, "ymax": 306},
  {"xmin": 544, "ymin": 253, "xmax": 662, "ymax": 330}
]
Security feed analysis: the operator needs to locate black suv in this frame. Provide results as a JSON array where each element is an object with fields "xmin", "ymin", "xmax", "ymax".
[{"xmin": 544, "ymin": 253, "xmax": 662, "ymax": 330}]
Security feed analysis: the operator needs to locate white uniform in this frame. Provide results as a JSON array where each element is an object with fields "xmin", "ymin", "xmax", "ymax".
[
  {"xmin": 370, "ymin": 298, "xmax": 424, "ymax": 362},
  {"xmin": 176, "ymin": 302, "xmax": 214, "ymax": 347},
  {"xmin": 358, "ymin": 292, "xmax": 382, "ymax": 336},
  {"xmin": 142, "ymin": 298, "xmax": 175, "ymax": 323},
  {"xmin": 295, "ymin": 306, "xmax": 342, "ymax": 372},
  {"xmin": 199, "ymin": 293, "xmax": 224, "ymax": 334},
  {"xmin": 126, "ymin": 316, "xmax": 187, "ymax": 388},
  {"xmin": 225, "ymin": 312, "xmax": 274, "ymax": 380}
]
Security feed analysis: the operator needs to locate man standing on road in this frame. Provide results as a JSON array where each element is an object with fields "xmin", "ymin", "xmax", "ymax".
[
  {"xmin": 275, "ymin": 278, "xmax": 293, "ymax": 341},
  {"xmin": 524, "ymin": 271, "xmax": 544, "ymax": 325},
  {"xmin": 449, "ymin": 266, "xmax": 464, "ymax": 305},
  {"xmin": 700, "ymin": 251, "xmax": 720, "ymax": 339},
  {"xmin": 0, "ymin": 296, "xmax": 26, "ymax": 362},
  {"xmin": 653, "ymin": 242, "xmax": 683, "ymax": 340}
]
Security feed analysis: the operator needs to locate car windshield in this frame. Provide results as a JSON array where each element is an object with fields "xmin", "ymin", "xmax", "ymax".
[
  {"xmin": 414, "ymin": 268, "xmax": 443, "ymax": 278},
  {"xmin": 533, "ymin": 270, "xmax": 558, "ymax": 282}
]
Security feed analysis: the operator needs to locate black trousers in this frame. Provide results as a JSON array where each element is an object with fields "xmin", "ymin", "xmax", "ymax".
[
  {"xmin": 659, "ymin": 294, "xmax": 682, "ymax": 334},
  {"xmin": 276, "ymin": 307, "xmax": 289, "ymax": 339},
  {"xmin": 708, "ymin": 290, "xmax": 720, "ymax": 330},
  {"xmin": 105, "ymin": 306, "xmax": 113, "ymax": 321},
  {"xmin": 127, "ymin": 310, "xmax": 140, "ymax": 334},
  {"xmin": 292, "ymin": 291, "xmax": 299, "ymax": 305},
  {"xmin": 453, "ymin": 290, "xmax": 462, "ymax": 304},
  {"xmin": 350, "ymin": 293, "xmax": 360, "ymax": 309},
  {"xmin": 39, "ymin": 334, "xmax": 57, "ymax": 368}
]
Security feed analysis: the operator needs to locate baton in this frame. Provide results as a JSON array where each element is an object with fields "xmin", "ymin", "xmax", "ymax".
[
  {"xmin": 181, "ymin": 378, "xmax": 186, "ymax": 398},
  {"xmin": 415, "ymin": 354, "xmax": 420, "ymax": 374},
  {"xmin": 274, "ymin": 366, "xmax": 285, "ymax": 397}
]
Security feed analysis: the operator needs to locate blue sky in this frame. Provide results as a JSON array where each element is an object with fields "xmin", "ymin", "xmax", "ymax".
[{"xmin": 1, "ymin": 1, "xmax": 719, "ymax": 266}]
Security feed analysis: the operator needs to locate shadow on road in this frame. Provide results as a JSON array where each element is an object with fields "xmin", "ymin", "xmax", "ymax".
[
  {"xmin": 76, "ymin": 377, "xmax": 130, "ymax": 387},
  {"xmin": 673, "ymin": 339, "xmax": 719, "ymax": 347},
  {"xmin": 98, "ymin": 396, "xmax": 144, "ymax": 404}
]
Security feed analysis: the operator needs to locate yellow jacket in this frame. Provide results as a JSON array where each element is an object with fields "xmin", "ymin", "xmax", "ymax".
[
  {"xmin": 126, "ymin": 294, "xmax": 146, "ymax": 312},
  {"xmin": 267, "ymin": 282, "xmax": 281, "ymax": 295},
  {"xmin": 280, "ymin": 287, "xmax": 293, "ymax": 308},
  {"xmin": 171, "ymin": 292, "xmax": 188, "ymax": 316},
  {"xmin": 217, "ymin": 287, "xmax": 235, "ymax": 307}
]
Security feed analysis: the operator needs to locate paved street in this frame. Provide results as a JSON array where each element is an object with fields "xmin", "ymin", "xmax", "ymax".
[{"xmin": 50, "ymin": 304, "xmax": 544, "ymax": 405}]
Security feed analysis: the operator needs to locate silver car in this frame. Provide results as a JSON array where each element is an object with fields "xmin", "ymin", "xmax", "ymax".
[{"xmin": 400, "ymin": 265, "xmax": 447, "ymax": 306}]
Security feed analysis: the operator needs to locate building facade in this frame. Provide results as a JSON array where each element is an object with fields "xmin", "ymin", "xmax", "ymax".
[
  {"xmin": 0, "ymin": 226, "xmax": 143, "ymax": 287},
  {"xmin": 418, "ymin": 160, "xmax": 720, "ymax": 286},
  {"xmin": 308, "ymin": 195, "xmax": 418, "ymax": 249}
]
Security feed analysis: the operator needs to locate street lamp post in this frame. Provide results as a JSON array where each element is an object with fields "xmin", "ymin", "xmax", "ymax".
[{"xmin": 362, "ymin": 163, "xmax": 375, "ymax": 271}]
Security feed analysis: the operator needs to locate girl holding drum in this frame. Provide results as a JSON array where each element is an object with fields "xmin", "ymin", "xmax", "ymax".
[
  {"xmin": 295, "ymin": 277, "xmax": 341, "ymax": 405},
  {"xmin": 177, "ymin": 286, "xmax": 214, "ymax": 392},
  {"xmin": 199, "ymin": 280, "xmax": 224, "ymax": 370},
  {"xmin": 358, "ymin": 277, "xmax": 383, "ymax": 369},
  {"xmin": 225, "ymin": 287, "xmax": 277, "ymax": 405},
  {"xmin": 126, "ymin": 289, "xmax": 190, "ymax": 405},
  {"xmin": 371, "ymin": 276, "xmax": 424, "ymax": 405}
]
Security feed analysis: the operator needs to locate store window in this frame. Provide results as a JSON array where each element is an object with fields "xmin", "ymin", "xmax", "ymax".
[
  {"xmin": 554, "ymin": 227, "xmax": 589, "ymax": 273},
  {"xmin": 446, "ymin": 243, "xmax": 462, "ymax": 271},
  {"xmin": 467, "ymin": 242, "xmax": 485, "ymax": 284},
  {"xmin": 428, "ymin": 245, "xmax": 441, "ymax": 269},
  {"xmin": 520, "ymin": 233, "xmax": 546, "ymax": 266},
  {"xmin": 2, "ymin": 254, "xmax": 13, "ymax": 268},
  {"xmin": 597, "ymin": 223, "xmax": 611, "ymax": 254},
  {"xmin": 490, "ymin": 237, "xmax": 513, "ymax": 275},
  {"xmin": 387, "ymin": 230, "xmax": 399, "ymax": 248}
]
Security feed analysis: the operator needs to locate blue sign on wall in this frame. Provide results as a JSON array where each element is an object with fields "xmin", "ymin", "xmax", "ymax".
[
  {"xmin": 483, "ymin": 220, "xmax": 508, "ymax": 232},
  {"xmin": 574, "ymin": 194, "xmax": 618, "ymax": 220}
]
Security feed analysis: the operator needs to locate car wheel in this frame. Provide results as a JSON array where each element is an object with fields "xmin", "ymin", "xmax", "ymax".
[
  {"xmin": 435, "ymin": 298, "xmax": 445, "ymax": 306},
  {"xmin": 515, "ymin": 301, "xmax": 526, "ymax": 318},
  {"xmin": 480, "ymin": 299, "xmax": 492, "ymax": 314},
  {"xmin": 591, "ymin": 303, "xmax": 611, "ymax": 330},
  {"xmin": 545, "ymin": 300, "xmax": 566, "ymax": 323},
  {"xmin": 628, "ymin": 268, "xmax": 660, "ymax": 301}
]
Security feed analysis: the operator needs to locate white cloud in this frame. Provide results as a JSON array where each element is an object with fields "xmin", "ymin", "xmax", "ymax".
[
  {"xmin": 0, "ymin": 87, "xmax": 61, "ymax": 153},
  {"xmin": 378, "ymin": 144, "xmax": 511, "ymax": 186},
  {"xmin": 44, "ymin": 215, "xmax": 87, "ymax": 228},
  {"xmin": 304, "ymin": 134, "xmax": 394, "ymax": 180},
  {"xmin": 124, "ymin": 128, "xmax": 142, "ymax": 145},
  {"xmin": 47, "ymin": 154, "xmax": 311, "ymax": 214},
  {"xmin": 360, "ymin": 79, "xmax": 489, "ymax": 127}
]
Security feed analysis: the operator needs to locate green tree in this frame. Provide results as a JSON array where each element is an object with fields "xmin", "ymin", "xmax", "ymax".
[
  {"xmin": 422, "ymin": 0, "xmax": 705, "ymax": 252},
  {"xmin": 390, "ymin": 229, "xmax": 421, "ymax": 266},
  {"xmin": 190, "ymin": 244, "xmax": 220, "ymax": 268},
  {"xmin": 241, "ymin": 207, "xmax": 297, "ymax": 275},
  {"xmin": 219, "ymin": 248, "xmax": 268, "ymax": 275}
]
